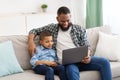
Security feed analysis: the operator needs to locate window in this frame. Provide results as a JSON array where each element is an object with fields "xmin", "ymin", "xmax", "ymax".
[{"xmin": 103, "ymin": 0, "xmax": 120, "ymax": 34}]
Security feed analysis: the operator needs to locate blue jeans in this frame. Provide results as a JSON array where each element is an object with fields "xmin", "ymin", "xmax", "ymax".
[
  {"xmin": 33, "ymin": 64, "xmax": 67, "ymax": 80},
  {"xmin": 65, "ymin": 56, "xmax": 112, "ymax": 80}
]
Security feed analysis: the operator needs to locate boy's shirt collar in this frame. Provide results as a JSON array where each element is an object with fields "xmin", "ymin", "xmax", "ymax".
[{"xmin": 39, "ymin": 45, "xmax": 51, "ymax": 50}]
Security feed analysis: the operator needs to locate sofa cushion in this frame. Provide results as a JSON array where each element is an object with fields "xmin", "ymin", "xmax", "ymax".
[
  {"xmin": 95, "ymin": 32, "xmax": 120, "ymax": 61},
  {"xmin": 0, "ymin": 63, "xmax": 120, "ymax": 80},
  {"xmin": 0, "ymin": 41, "xmax": 23, "ymax": 77},
  {"xmin": 0, "ymin": 70, "xmax": 101, "ymax": 80},
  {"xmin": 0, "ymin": 70, "xmax": 59, "ymax": 80},
  {"xmin": 110, "ymin": 62, "xmax": 120, "ymax": 78},
  {"xmin": 86, "ymin": 26, "xmax": 111, "ymax": 55},
  {"xmin": 0, "ymin": 35, "xmax": 31, "ymax": 70}
]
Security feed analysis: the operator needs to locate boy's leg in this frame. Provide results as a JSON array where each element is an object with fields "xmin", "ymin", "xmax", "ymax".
[
  {"xmin": 34, "ymin": 65, "xmax": 54, "ymax": 80},
  {"xmin": 54, "ymin": 64, "xmax": 67, "ymax": 80},
  {"xmin": 78, "ymin": 56, "xmax": 112, "ymax": 80}
]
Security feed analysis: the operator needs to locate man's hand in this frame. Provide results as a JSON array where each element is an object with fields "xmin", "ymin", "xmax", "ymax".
[{"xmin": 82, "ymin": 49, "xmax": 91, "ymax": 64}]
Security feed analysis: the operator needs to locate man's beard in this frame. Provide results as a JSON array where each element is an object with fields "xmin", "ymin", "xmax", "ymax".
[{"xmin": 59, "ymin": 23, "xmax": 72, "ymax": 31}]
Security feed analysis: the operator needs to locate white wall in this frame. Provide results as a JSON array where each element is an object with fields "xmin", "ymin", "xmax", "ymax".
[
  {"xmin": 103, "ymin": 0, "xmax": 120, "ymax": 34},
  {"xmin": 0, "ymin": 0, "xmax": 85, "ymax": 36},
  {"xmin": 0, "ymin": 0, "xmax": 72, "ymax": 14},
  {"xmin": 0, "ymin": 0, "xmax": 84, "ymax": 24},
  {"xmin": 71, "ymin": 0, "xmax": 85, "ymax": 27},
  {"xmin": 0, "ymin": 15, "xmax": 26, "ymax": 36}
]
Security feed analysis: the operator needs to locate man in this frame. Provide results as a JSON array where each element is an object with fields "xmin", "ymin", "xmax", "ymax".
[{"xmin": 28, "ymin": 6, "xmax": 112, "ymax": 80}]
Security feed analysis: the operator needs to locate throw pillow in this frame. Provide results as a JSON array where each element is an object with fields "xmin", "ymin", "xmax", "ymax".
[
  {"xmin": 0, "ymin": 41, "xmax": 23, "ymax": 77},
  {"xmin": 95, "ymin": 32, "xmax": 120, "ymax": 61}
]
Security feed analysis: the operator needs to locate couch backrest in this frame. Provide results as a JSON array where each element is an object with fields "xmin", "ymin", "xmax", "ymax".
[
  {"xmin": 0, "ymin": 26, "xmax": 112, "ymax": 70},
  {"xmin": 86, "ymin": 26, "xmax": 111, "ymax": 55},
  {"xmin": 0, "ymin": 35, "xmax": 31, "ymax": 70}
]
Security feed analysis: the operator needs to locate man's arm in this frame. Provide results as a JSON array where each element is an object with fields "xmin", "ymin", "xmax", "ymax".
[
  {"xmin": 28, "ymin": 23, "xmax": 56, "ymax": 56},
  {"xmin": 28, "ymin": 34, "xmax": 36, "ymax": 56}
]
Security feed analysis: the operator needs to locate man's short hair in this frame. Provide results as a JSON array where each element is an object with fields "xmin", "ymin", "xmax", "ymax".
[
  {"xmin": 39, "ymin": 30, "xmax": 52, "ymax": 40},
  {"xmin": 57, "ymin": 6, "xmax": 70, "ymax": 15}
]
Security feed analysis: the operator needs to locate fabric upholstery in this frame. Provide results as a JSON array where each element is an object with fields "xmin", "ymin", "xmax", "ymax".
[
  {"xmin": 0, "ymin": 41, "xmax": 23, "ymax": 77},
  {"xmin": 95, "ymin": 32, "xmax": 120, "ymax": 61},
  {"xmin": 0, "ymin": 26, "xmax": 120, "ymax": 80},
  {"xmin": 86, "ymin": 26, "xmax": 111, "ymax": 55},
  {"xmin": 0, "ymin": 35, "xmax": 31, "ymax": 70}
]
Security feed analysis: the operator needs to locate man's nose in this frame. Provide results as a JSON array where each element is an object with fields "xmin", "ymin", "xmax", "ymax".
[{"xmin": 63, "ymin": 21, "xmax": 68, "ymax": 25}]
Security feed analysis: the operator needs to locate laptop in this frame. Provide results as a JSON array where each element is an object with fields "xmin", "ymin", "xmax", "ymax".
[{"xmin": 62, "ymin": 46, "xmax": 88, "ymax": 65}]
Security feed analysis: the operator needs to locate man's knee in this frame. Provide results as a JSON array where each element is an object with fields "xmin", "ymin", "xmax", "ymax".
[
  {"xmin": 92, "ymin": 56, "xmax": 110, "ymax": 65},
  {"xmin": 65, "ymin": 64, "xmax": 80, "ymax": 80},
  {"xmin": 101, "ymin": 57, "xmax": 110, "ymax": 65},
  {"xmin": 66, "ymin": 64, "xmax": 79, "ymax": 72}
]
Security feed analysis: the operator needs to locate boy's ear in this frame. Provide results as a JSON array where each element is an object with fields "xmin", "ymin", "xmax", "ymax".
[{"xmin": 39, "ymin": 40, "xmax": 42, "ymax": 44}]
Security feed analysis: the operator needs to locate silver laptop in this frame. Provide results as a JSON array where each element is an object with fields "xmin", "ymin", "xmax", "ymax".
[{"xmin": 62, "ymin": 46, "xmax": 88, "ymax": 65}]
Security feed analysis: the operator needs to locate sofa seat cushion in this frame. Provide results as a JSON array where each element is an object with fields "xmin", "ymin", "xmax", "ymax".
[
  {"xmin": 0, "ymin": 70, "xmax": 101, "ymax": 80},
  {"xmin": 80, "ymin": 71, "xmax": 100, "ymax": 80},
  {"xmin": 1, "ymin": 62, "xmax": 119, "ymax": 80},
  {"xmin": 110, "ymin": 62, "xmax": 120, "ymax": 78},
  {"xmin": 0, "ymin": 70, "xmax": 60, "ymax": 80}
]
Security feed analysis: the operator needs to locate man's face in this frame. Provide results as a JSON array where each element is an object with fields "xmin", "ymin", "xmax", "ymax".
[{"xmin": 57, "ymin": 13, "xmax": 71, "ymax": 31}]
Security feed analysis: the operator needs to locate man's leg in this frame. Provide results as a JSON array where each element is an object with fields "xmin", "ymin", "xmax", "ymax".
[
  {"xmin": 65, "ymin": 64, "xmax": 80, "ymax": 80},
  {"xmin": 78, "ymin": 56, "xmax": 112, "ymax": 80},
  {"xmin": 34, "ymin": 65, "xmax": 54, "ymax": 80},
  {"xmin": 54, "ymin": 64, "xmax": 67, "ymax": 80}
]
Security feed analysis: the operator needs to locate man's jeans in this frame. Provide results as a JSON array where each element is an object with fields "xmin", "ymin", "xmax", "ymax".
[
  {"xmin": 33, "ymin": 64, "xmax": 67, "ymax": 80},
  {"xmin": 65, "ymin": 56, "xmax": 112, "ymax": 80}
]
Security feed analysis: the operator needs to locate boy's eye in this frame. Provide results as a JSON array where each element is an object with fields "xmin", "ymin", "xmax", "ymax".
[{"xmin": 45, "ymin": 41, "xmax": 49, "ymax": 43}]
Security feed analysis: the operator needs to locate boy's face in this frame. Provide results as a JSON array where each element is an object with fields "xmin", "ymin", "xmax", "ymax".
[{"xmin": 40, "ymin": 36, "xmax": 53, "ymax": 48}]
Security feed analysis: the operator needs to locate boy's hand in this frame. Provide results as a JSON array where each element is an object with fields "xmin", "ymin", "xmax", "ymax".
[
  {"xmin": 36, "ymin": 60, "xmax": 58, "ymax": 67},
  {"xmin": 46, "ymin": 61, "xmax": 58, "ymax": 67}
]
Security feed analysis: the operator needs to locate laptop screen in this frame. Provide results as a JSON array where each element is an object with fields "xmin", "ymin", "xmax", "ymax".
[{"xmin": 62, "ymin": 46, "xmax": 88, "ymax": 65}]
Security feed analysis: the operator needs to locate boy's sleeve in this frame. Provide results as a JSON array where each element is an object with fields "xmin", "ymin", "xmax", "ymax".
[{"xmin": 30, "ymin": 53, "xmax": 38, "ymax": 66}]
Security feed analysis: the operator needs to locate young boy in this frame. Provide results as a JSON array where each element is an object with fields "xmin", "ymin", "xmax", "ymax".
[{"xmin": 30, "ymin": 30, "xmax": 67, "ymax": 80}]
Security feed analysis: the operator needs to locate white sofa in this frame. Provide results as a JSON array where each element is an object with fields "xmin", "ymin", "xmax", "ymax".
[{"xmin": 0, "ymin": 26, "xmax": 120, "ymax": 80}]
